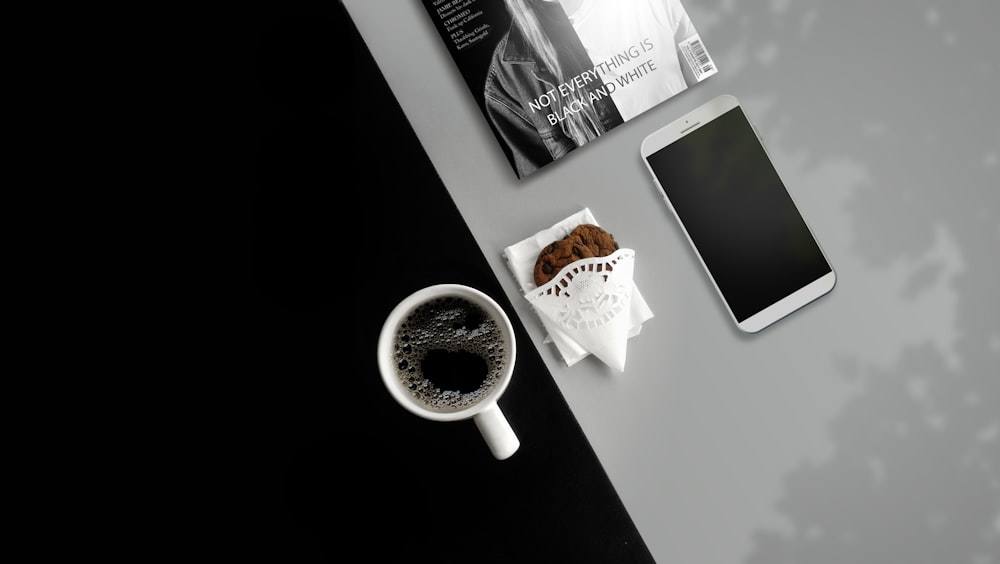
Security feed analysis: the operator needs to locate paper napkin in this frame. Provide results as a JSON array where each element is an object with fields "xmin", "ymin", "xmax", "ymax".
[{"xmin": 503, "ymin": 209, "xmax": 654, "ymax": 371}]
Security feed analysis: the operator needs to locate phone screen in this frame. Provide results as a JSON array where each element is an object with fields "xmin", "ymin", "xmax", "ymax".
[{"xmin": 644, "ymin": 106, "xmax": 832, "ymax": 322}]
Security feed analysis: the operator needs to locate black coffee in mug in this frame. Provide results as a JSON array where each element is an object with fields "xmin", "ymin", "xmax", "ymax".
[
  {"xmin": 392, "ymin": 295, "xmax": 511, "ymax": 411},
  {"xmin": 379, "ymin": 284, "xmax": 520, "ymax": 459}
]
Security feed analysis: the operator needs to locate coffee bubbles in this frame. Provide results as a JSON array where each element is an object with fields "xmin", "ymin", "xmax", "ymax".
[{"xmin": 392, "ymin": 296, "xmax": 511, "ymax": 411}]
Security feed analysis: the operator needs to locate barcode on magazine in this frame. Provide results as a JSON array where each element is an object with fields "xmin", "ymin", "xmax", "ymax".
[{"xmin": 678, "ymin": 34, "xmax": 717, "ymax": 82}]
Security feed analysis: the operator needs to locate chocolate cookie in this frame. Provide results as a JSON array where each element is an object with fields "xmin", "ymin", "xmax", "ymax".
[
  {"xmin": 533, "ymin": 224, "xmax": 619, "ymax": 286},
  {"xmin": 569, "ymin": 223, "xmax": 619, "ymax": 257}
]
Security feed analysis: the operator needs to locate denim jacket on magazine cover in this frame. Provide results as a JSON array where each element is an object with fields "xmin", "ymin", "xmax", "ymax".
[{"xmin": 484, "ymin": 19, "xmax": 624, "ymax": 179}]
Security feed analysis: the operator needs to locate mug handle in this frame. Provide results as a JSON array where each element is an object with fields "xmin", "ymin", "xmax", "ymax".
[{"xmin": 473, "ymin": 402, "xmax": 520, "ymax": 460}]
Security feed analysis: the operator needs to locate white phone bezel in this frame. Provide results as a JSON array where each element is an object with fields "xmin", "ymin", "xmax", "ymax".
[{"xmin": 640, "ymin": 94, "xmax": 835, "ymax": 333}]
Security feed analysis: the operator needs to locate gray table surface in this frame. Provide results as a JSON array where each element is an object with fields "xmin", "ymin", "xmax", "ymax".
[{"xmin": 344, "ymin": 1, "xmax": 999, "ymax": 562}]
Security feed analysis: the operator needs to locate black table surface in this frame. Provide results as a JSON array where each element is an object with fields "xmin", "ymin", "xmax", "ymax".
[{"xmin": 238, "ymin": 3, "xmax": 656, "ymax": 562}]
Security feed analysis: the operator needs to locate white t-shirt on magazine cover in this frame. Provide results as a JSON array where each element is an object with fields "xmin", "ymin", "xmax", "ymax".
[{"xmin": 565, "ymin": 0, "xmax": 697, "ymax": 121}]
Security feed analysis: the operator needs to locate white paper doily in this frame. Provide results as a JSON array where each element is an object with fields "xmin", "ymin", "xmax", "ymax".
[{"xmin": 526, "ymin": 249, "xmax": 635, "ymax": 371}]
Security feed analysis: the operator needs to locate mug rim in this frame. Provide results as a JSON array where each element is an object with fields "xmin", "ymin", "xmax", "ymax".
[{"xmin": 377, "ymin": 284, "xmax": 517, "ymax": 421}]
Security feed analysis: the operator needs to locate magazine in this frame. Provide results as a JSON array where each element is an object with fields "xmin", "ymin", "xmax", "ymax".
[{"xmin": 420, "ymin": 0, "xmax": 718, "ymax": 179}]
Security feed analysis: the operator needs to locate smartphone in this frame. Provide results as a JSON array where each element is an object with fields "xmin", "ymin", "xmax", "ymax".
[{"xmin": 641, "ymin": 94, "xmax": 835, "ymax": 333}]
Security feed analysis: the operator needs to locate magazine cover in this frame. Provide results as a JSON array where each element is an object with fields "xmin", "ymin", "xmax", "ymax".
[{"xmin": 421, "ymin": 0, "xmax": 718, "ymax": 179}]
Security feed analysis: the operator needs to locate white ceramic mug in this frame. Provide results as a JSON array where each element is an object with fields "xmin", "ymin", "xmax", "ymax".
[{"xmin": 377, "ymin": 284, "xmax": 520, "ymax": 460}]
